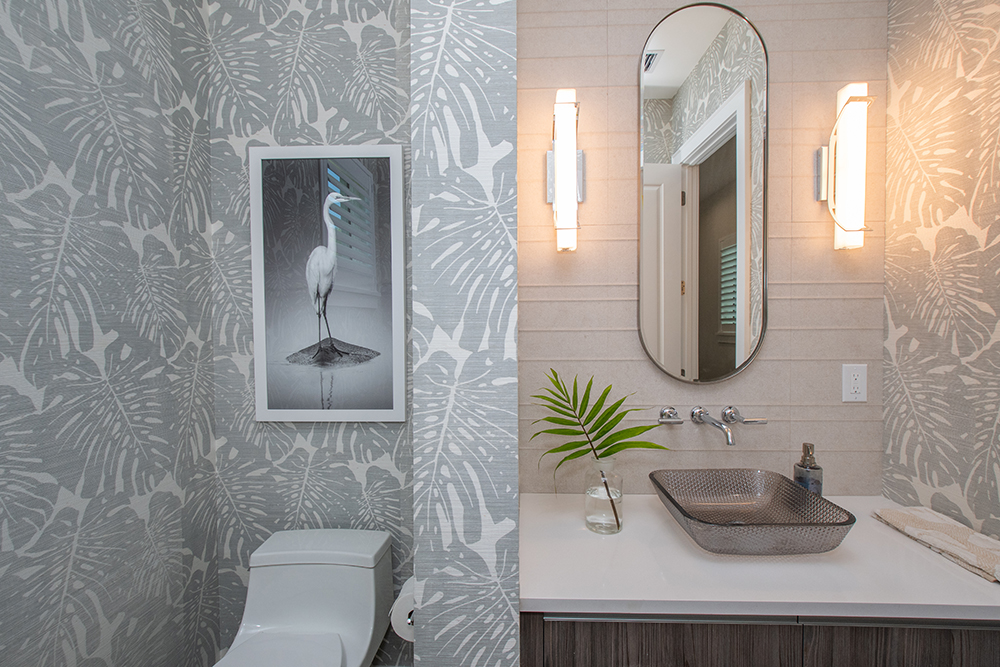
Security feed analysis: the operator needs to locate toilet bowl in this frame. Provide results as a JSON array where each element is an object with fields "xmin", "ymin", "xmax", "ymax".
[{"xmin": 216, "ymin": 529, "xmax": 393, "ymax": 667}]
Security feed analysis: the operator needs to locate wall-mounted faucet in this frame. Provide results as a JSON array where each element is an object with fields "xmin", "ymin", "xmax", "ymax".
[
  {"xmin": 658, "ymin": 406, "xmax": 767, "ymax": 447},
  {"xmin": 690, "ymin": 406, "xmax": 735, "ymax": 447}
]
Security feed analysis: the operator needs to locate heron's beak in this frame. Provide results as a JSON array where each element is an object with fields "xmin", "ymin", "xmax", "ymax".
[{"xmin": 328, "ymin": 194, "xmax": 360, "ymax": 204}]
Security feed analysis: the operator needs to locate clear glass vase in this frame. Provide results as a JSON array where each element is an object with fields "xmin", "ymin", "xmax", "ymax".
[{"xmin": 584, "ymin": 457, "xmax": 623, "ymax": 534}]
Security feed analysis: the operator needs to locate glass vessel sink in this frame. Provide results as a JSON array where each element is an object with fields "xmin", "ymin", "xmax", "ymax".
[{"xmin": 649, "ymin": 469, "xmax": 856, "ymax": 555}]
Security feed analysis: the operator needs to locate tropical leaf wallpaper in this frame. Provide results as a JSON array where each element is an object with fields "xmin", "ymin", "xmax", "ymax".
[
  {"xmin": 642, "ymin": 98, "xmax": 674, "ymax": 165},
  {"xmin": 409, "ymin": 0, "xmax": 519, "ymax": 663},
  {"xmin": 0, "ymin": 0, "xmax": 422, "ymax": 665},
  {"xmin": 884, "ymin": 0, "xmax": 1000, "ymax": 539},
  {"xmin": 0, "ymin": 0, "xmax": 220, "ymax": 664}
]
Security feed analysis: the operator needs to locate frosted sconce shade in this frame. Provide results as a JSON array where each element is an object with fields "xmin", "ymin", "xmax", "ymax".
[
  {"xmin": 816, "ymin": 83, "xmax": 872, "ymax": 250},
  {"xmin": 552, "ymin": 88, "xmax": 579, "ymax": 252}
]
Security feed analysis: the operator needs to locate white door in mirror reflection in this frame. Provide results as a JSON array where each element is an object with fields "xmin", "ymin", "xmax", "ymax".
[
  {"xmin": 641, "ymin": 163, "xmax": 684, "ymax": 376},
  {"xmin": 641, "ymin": 153, "xmax": 750, "ymax": 381}
]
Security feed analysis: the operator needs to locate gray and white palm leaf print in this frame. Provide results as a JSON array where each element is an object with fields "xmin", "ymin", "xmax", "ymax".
[
  {"xmin": 210, "ymin": 229, "xmax": 254, "ymax": 356},
  {"xmin": 187, "ymin": 10, "xmax": 269, "ymax": 137},
  {"xmin": 0, "ymin": 190, "xmax": 134, "ymax": 387},
  {"xmin": 272, "ymin": 432, "xmax": 410, "ymax": 554},
  {"xmin": 215, "ymin": 453, "xmax": 280, "ymax": 566},
  {"xmin": 108, "ymin": 0, "xmax": 182, "ymax": 108},
  {"xmin": 39, "ymin": 335, "xmax": 173, "ymax": 498},
  {"xmin": 213, "ymin": 355, "xmax": 297, "ymax": 460},
  {"xmin": 345, "ymin": 24, "xmax": 407, "ymax": 133},
  {"xmin": 410, "ymin": 0, "xmax": 517, "ymax": 343},
  {"xmin": 419, "ymin": 539, "xmax": 519, "ymax": 662},
  {"xmin": 410, "ymin": 0, "xmax": 518, "ymax": 664},
  {"xmin": 178, "ymin": 552, "xmax": 221, "ymax": 667},
  {"xmin": 0, "ymin": 0, "xmax": 217, "ymax": 664},
  {"xmin": 0, "ymin": 34, "xmax": 46, "ymax": 193},
  {"xmin": 167, "ymin": 339, "xmax": 216, "ymax": 486},
  {"xmin": 885, "ymin": 0, "xmax": 1000, "ymax": 537},
  {"xmin": 962, "ymin": 357, "xmax": 1000, "ymax": 523},
  {"xmin": 884, "ymin": 303, "xmax": 966, "ymax": 487},
  {"xmin": 169, "ymin": 107, "xmax": 212, "ymax": 243},
  {"xmin": 670, "ymin": 17, "xmax": 763, "ymax": 152},
  {"xmin": 411, "ymin": 0, "xmax": 515, "ymax": 169},
  {"xmin": 0, "ymin": 491, "xmax": 151, "ymax": 666},
  {"xmin": 32, "ymin": 31, "xmax": 169, "ymax": 231},
  {"xmin": 127, "ymin": 233, "xmax": 186, "ymax": 359},
  {"xmin": 268, "ymin": 10, "xmax": 352, "ymax": 143},
  {"xmin": 1, "ymin": 0, "xmax": 416, "ymax": 663},
  {"xmin": 0, "ymin": 403, "xmax": 61, "ymax": 552},
  {"xmin": 643, "ymin": 99, "xmax": 673, "ymax": 164}
]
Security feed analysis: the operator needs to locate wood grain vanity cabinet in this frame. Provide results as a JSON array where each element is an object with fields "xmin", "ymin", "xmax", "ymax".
[
  {"xmin": 520, "ymin": 496, "xmax": 1000, "ymax": 666},
  {"xmin": 520, "ymin": 613, "xmax": 1000, "ymax": 667},
  {"xmin": 802, "ymin": 624, "xmax": 1000, "ymax": 667}
]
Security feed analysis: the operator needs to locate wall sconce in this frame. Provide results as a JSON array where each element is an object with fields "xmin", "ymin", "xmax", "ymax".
[
  {"xmin": 815, "ymin": 83, "xmax": 874, "ymax": 250},
  {"xmin": 547, "ymin": 89, "xmax": 583, "ymax": 252}
]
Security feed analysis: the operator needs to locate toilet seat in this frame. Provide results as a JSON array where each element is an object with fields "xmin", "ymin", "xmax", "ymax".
[{"xmin": 216, "ymin": 631, "xmax": 344, "ymax": 667}]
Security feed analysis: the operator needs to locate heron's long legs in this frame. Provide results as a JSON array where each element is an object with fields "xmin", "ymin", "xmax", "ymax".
[{"xmin": 314, "ymin": 295, "xmax": 344, "ymax": 358}]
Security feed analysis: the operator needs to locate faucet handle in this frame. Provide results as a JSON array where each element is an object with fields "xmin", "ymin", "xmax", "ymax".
[
  {"xmin": 658, "ymin": 407, "xmax": 684, "ymax": 425},
  {"xmin": 721, "ymin": 406, "xmax": 767, "ymax": 424}
]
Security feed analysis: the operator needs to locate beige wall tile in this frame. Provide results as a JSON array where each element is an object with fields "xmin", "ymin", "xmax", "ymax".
[
  {"xmin": 786, "ymin": 326, "xmax": 883, "ymax": 360},
  {"xmin": 522, "ymin": 306, "xmax": 636, "ymax": 342},
  {"xmin": 768, "ymin": 51, "xmax": 796, "ymax": 84},
  {"xmin": 518, "ymin": 10, "xmax": 609, "ymax": 29},
  {"xmin": 757, "ymin": 17, "xmax": 887, "ymax": 53},
  {"xmin": 792, "ymin": 49, "xmax": 892, "ymax": 83},
  {"xmin": 518, "ymin": 26, "xmax": 609, "ymax": 59},
  {"xmin": 608, "ymin": 23, "xmax": 658, "ymax": 56},
  {"xmin": 820, "ymin": 451, "xmax": 883, "ymax": 495},
  {"xmin": 750, "ymin": 2, "xmax": 886, "ymax": 21},
  {"xmin": 520, "ymin": 56, "xmax": 609, "ymax": 89},
  {"xmin": 789, "ymin": 418, "xmax": 882, "ymax": 453},
  {"xmin": 769, "ymin": 84, "xmax": 794, "ymax": 129},
  {"xmin": 520, "ymin": 0, "xmax": 608, "ymax": 14},
  {"xmin": 790, "ymin": 403, "xmax": 883, "ymax": 422}
]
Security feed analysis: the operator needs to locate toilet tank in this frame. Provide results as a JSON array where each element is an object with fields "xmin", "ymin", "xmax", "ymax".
[{"xmin": 236, "ymin": 529, "xmax": 393, "ymax": 667}]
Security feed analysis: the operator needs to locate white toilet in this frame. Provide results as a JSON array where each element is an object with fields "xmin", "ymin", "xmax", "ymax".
[{"xmin": 216, "ymin": 529, "xmax": 393, "ymax": 667}]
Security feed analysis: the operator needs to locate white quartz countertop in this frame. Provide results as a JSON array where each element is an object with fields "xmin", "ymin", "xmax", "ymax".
[{"xmin": 520, "ymin": 493, "xmax": 1000, "ymax": 621}]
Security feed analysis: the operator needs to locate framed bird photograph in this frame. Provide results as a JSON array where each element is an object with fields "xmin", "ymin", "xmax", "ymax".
[{"xmin": 249, "ymin": 145, "xmax": 405, "ymax": 422}]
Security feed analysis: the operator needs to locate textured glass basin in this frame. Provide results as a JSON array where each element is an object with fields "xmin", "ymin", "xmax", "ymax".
[{"xmin": 649, "ymin": 469, "xmax": 856, "ymax": 555}]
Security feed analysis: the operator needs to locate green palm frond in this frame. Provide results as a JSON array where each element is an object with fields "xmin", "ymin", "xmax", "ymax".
[{"xmin": 531, "ymin": 369, "xmax": 666, "ymax": 471}]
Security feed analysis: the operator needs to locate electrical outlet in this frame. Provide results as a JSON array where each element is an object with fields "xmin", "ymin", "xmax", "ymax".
[{"xmin": 842, "ymin": 364, "xmax": 867, "ymax": 402}]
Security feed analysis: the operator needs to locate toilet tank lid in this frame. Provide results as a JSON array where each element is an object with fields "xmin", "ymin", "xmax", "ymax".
[{"xmin": 251, "ymin": 529, "xmax": 391, "ymax": 568}]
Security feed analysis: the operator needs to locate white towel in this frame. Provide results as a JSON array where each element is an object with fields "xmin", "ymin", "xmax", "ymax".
[{"xmin": 873, "ymin": 506, "xmax": 1000, "ymax": 584}]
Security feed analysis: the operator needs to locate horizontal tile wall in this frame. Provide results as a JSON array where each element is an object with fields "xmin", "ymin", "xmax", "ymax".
[{"xmin": 518, "ymin": 0, "xmax": 888, "ymax": 496}]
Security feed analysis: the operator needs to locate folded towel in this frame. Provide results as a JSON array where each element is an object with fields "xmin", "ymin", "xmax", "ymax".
[{"xmin": 874, "ymin": 506, "xmax": 1000, "ymax": 584}]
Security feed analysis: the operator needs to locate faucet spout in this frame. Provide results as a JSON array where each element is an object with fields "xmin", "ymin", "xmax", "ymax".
[{"xmin": 691, "ymin": 406, "xmax": 736, "ymax": 446}]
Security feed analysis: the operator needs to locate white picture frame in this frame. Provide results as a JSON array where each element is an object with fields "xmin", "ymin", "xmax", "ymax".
[{"xmin": 249, "ymin": 145, "xmax": 405, "ymax": 422}]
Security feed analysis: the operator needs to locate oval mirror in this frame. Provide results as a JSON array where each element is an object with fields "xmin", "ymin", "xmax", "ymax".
[{"xmin": 638, "ymin": 4, "xmax": 767, "ymax": 382}]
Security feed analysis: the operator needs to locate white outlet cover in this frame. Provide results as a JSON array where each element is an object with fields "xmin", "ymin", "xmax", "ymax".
[{"xmin": 842, "ymin": 364, "xmax": 867, "ymax": 402}]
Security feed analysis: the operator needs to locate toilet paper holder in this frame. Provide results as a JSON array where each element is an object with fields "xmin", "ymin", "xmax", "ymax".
[{"xmin": 390, "ymin": 576, "xmax": 415, "ymax": 642}]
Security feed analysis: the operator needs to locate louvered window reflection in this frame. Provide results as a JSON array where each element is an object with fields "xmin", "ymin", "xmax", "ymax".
[
  {"xmin": 719, "ymin": 240, "xmax": 737, "ymax": 330},
  {"xmin": 323, "ymin": 159, "xmax": 379, "ymax": 305}
]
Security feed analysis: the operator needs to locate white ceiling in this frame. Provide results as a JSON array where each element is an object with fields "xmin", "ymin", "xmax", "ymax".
[{"xmin": 642, "ymin": 7, "xmax": 732, "ymax": 100}]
